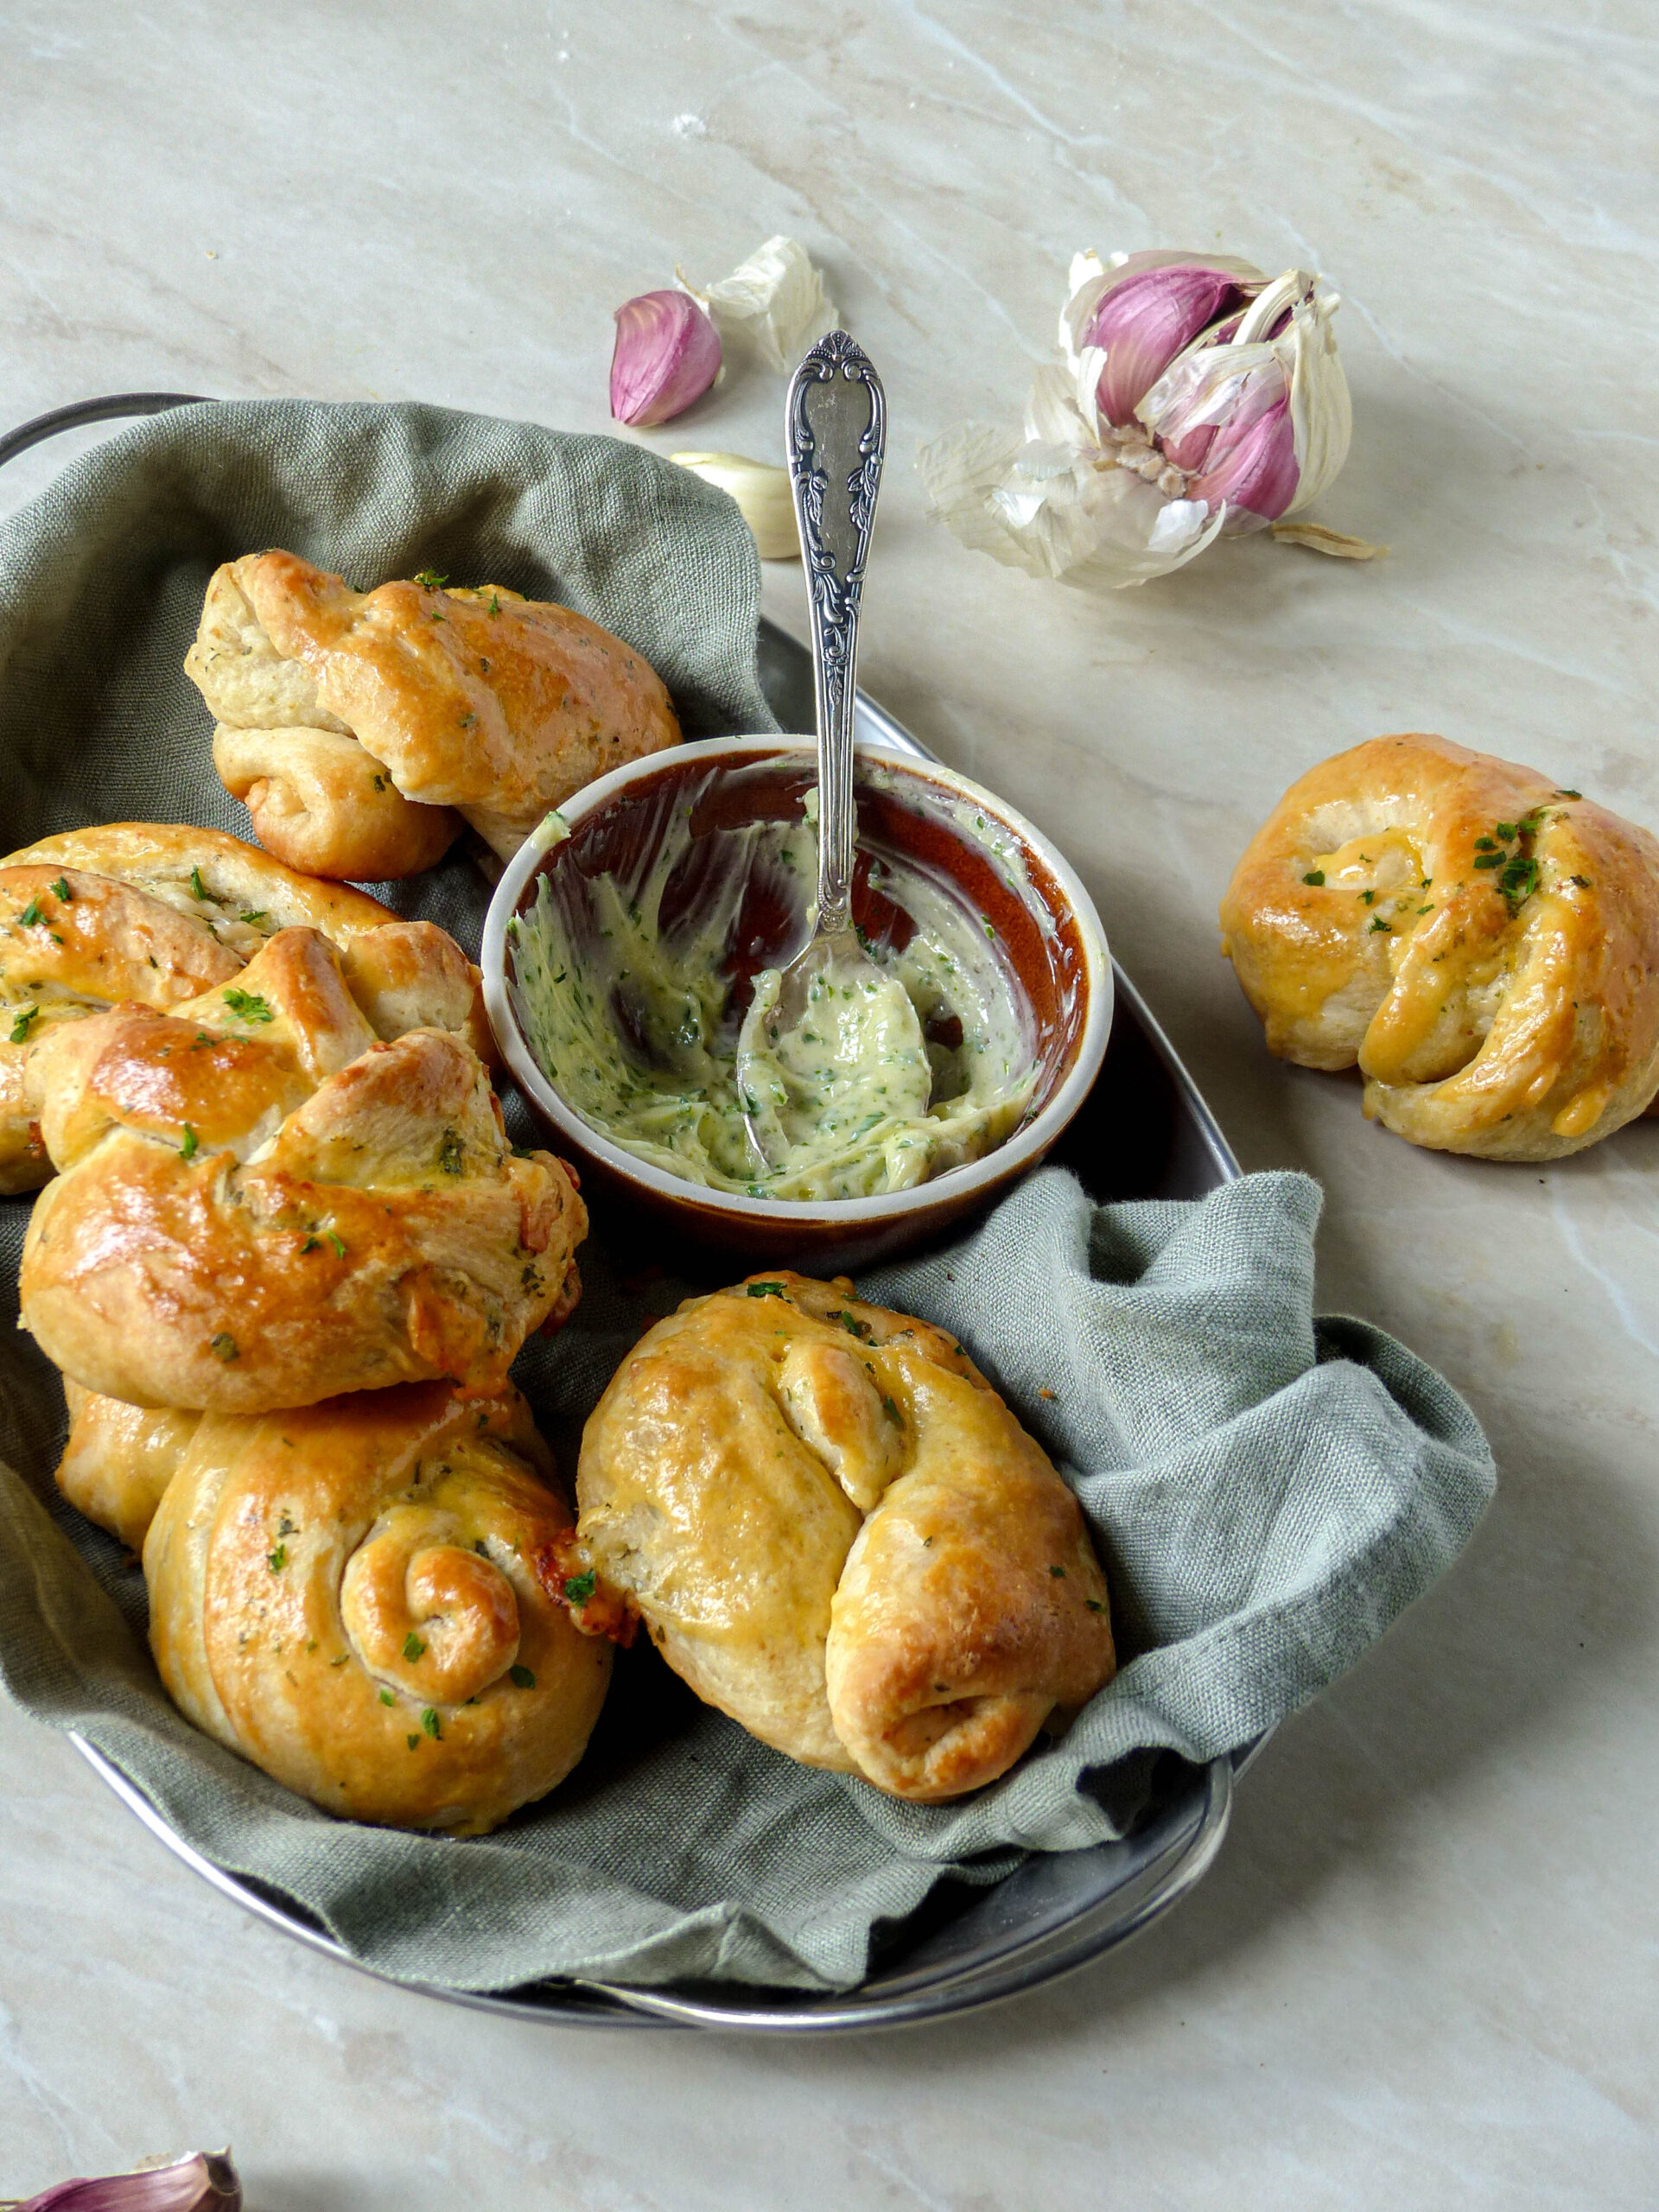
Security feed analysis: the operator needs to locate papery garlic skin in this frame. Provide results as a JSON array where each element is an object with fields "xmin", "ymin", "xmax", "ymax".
[
  {"xmin": 609, "ymin": 290, "xmax": 721, "ymax": 427},
  {"xmin": 671, "ymin": 452, "xmax": 800, "ymax": 559},
  {"xmin": 679, "ymin": 237, "xmax": 837, "ymax": 373},
  {"xmin": 920, "ymin": 247, "xmax": 1352, "ymax": 586}
]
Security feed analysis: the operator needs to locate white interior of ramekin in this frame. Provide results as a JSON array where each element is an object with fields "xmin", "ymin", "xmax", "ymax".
[{"xmin": 481, "ymin": 736, "xmax": 1113, "ymax": 1225}]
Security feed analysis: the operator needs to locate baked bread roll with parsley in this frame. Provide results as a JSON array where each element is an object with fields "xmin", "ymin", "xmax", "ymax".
[
  {"xmin": 19, "ymin": 922, "xmax": 585, "ymax": 1414},
  {"xmin": 574, "ymin": 1272, "xmax": 1115, "ymax": 1802},
  {"xmin": 0, "ymin": 820, "xmax": 488, "ymax": 1194},
  {"xmin": 54, "ymin": 1379, "xmax": 203, "ymax": 1550},
  {"xmin": 143, "ymin": 1381, "xmax": 610, "ymax": 1834},
  {"xmin": 1220, "ymin": 734, "xmax": 1659, "ymax": 1160},
  {"xmin": 187, "ymin": 551, "xmax": 681, "ymax": 880}
]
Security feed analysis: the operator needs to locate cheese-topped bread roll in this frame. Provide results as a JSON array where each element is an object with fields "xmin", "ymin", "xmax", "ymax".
[
  {"xmin": 1220, "ymin": 734, "xmax": 1659, "ymax": 1159},
  {"xmin": 575, "ymin": 1272, "xmax": 1115, "ymax": 1802},
  {"xmin": 143, "ymin": 1382, "xmax": 610, "ymax": 1834},
  {"xmin": 187, "ymin": 551, "xmax": 681, "ymax": 879},
  {"xmin": 20, "ymin": 925, "xmax": 584, "ymax": 1413},
  {"xmin": 0, "ymin": 821, "xmax": 488, "ymax": 1193}
]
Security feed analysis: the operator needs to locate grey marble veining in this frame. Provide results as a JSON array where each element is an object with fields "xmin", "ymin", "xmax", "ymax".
[{"xmin": 2, "ymin": 1, "xmax": 1656, "ymax": 2203}]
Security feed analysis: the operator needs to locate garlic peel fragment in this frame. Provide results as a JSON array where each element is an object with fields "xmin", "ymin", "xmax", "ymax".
[
  {"xmin": 677, "ymin": 237, "xmax": 837, "ymax": 373},
  {"xmin": 1269, "ymin": 521, "xmax": 1389, "ymax": 558},
  {"xmin": 670, "ymin": 452, "xmax": 800, "ymax": 559}
]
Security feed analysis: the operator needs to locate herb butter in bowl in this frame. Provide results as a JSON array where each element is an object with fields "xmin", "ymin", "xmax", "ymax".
[{"xmin": 482, "ymin": 737, "xmax": 1111, "ymax": 1268}]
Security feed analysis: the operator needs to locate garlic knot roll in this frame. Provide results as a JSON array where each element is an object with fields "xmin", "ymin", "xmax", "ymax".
[{"xmin": 144, "ymin": 1382, "xmax": 610, "ymax": 1834}]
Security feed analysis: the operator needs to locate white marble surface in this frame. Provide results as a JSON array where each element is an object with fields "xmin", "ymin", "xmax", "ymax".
[{"xmin": 3, "ymin": 1, "xmax": 1656, "ymax": 2202}]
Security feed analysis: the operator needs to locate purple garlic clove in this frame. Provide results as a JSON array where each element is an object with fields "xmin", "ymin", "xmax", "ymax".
[
  {"xmin": 609, "ymin": 290, "xmax": 721, "ymax": 427},
  {"xmin": 1083, "ymin": 263, "xmax": 1262, "ymax": 426},
  {"xmin": 1185, "ymin": 387, "xmax": 1300, "ymax": 529},
  {"xmin": 10, "ymin": 2151, "xmax": 241, "ymax": 2212}
]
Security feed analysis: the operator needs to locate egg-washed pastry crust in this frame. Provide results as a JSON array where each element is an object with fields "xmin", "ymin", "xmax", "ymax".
[
  {"xmin": 0, "ymin": 820, "xmax": 490, "ymax": 1194},
  {"xmin": 20, "ymin": 923, "xmax": 584, "ymax": 1414},
  {"xmin": 187, "ymin": 551, "xmax": 681, "ymax": 879},
  {"xmin": 1220, "ymin": 733, "xmax": 1659, "ymax": 1159},
  {"xmin": 575, "ymin": 1271, "xmax": 1115, "ymax": 1802},
  {"xmin": 143, "ymin": 1380, "xmax": 610, "ymax": 1834}
]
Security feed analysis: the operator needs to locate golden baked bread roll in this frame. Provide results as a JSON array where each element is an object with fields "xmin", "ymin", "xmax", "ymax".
[
  {"xmin": 20, "ymin": 923, "xmax": 585, "ymax": 1413},
  {"xmin": 1220, "ymin": 734, "xmax": 1659, "ymax": 1160},
  {"xmin": 187, "ymin": 551, "xmax": 681, "ymax": 879},
  {"xmin": 56, "ymin": 1377, "xmax": 201, "ymax": 1549},
  {"xmin": 143, "ymin": 1382, "xmax": 610, "ymax": 1834},
  {"xmin": 0, "ymin": 821, "xmax": 490, "ymax": 1193},
  {"xmin": 575, "ymin": 1272, "xmax": 1115, "ymax": 1802}
]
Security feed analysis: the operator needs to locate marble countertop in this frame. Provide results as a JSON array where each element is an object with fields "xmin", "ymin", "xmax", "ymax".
[{"xmin": 2, "ymin": 2, "xmax": 1655, "ymax": 2203}]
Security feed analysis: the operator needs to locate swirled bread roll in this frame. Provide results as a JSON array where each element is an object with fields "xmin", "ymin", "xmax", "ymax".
[
  {"xmin": 1220, "ymin": 734, "xmax": 1659, "ymax": 1159},
  {"xmin": 0, "ymin": 822, "xmax": 490, "ymax": 1193},
  {"xmin": 187, "ymin": 552, "xmax": 681, "ymax": 879},
  {"xmin": 20, "ymin": 924, "xmax": 585, "ymax": 1413},
  {"xmin": 56, "ymin": 1378, "xmax": 202, "ymax": 1550},
  {"xmin": 143, "ymin": 1382, "xmax": 610, "ymax": 1834},
  {"xmin": 576, "ymin": 1272, "xmax": 1115, "ymax": 1802}
]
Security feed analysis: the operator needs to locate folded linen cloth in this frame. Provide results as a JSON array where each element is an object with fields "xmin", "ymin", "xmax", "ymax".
[{"xmin": 0, "ymin": 402, "xmax": 1495, "ymax": 1993}]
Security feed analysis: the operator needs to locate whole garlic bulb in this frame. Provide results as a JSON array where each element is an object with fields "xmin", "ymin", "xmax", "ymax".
[{"xmin": 919, "ymin": 247, "xmax": 1357, "ymax": 588}]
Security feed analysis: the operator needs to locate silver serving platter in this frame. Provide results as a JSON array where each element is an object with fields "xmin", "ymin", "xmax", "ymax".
[{"xmin": 5, "ymin": 394, "xmax": 1250, "ymax": 2034}]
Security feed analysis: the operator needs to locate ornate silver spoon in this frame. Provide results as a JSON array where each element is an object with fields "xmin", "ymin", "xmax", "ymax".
[{"xmin": 736, "ymin": 332, "xmax": 930, "ymax": 1178}]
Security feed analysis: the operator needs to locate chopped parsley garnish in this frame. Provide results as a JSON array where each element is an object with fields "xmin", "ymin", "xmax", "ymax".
[
  {"xmin": 8, "ymin": 1005, "xmax": 37, "ymax": 1045},
  {"xmin": 414, "ymin": 569, "xmax": 448, "ymax": 589},
  {"xmin": 880, "ymin": 1395, "xmax": 902, "ymax": 1427},
  {"xmin": 403, "ymin": 1631, "xmax": 427, "ymax": 1661},
  {"xmin": 301, "ymin": 1235, "xmax": 321, "ymax": 1254},
  {"xmin": 326, "ymin": 1230, "xmax": 346, "ymax": 1259},
  {"xmin": 406, "ymin": 1733, "xmax": 420, "ymax": 1751},
  {"xmin": 421, "ymin": 1708, "xmax": 442, "ymax": 1740},
  {"xmin": 1301, "ymin": 870, "xmax": 1325, "ymax": 887},
  {"xmin": 222, "ymin": 987, "xmax": 274, "ymax": 1023},
  {"xmin": 17, "ymin": 899, "xmax": 41, "ymax": 928},
  {"xmin": 1358, "ymin": 889, "xmax": 1375, "ymax": 905},
  {"xmin": 1049, "ymin": 1564, "xmax": 1066, "ymax": 1578},
  {"xmin": 1472, "ymin": 852, "xmax": 1503, "ymax": 869},
  {"xmin": 379, "ymin": 1688, "xmax": 395, "ymax": 1707},
  {"xmin": 487, "ymin": 592, "xmax": 501, "ymax": 615},
  {"xmin": 49, "ymin": 877, "xmax": 70, "ymax": 902},
  {"xmin": 563, "ymin": 1570, "xmax": 597, "ymax": 1605},
  {"xmin": 1369, "ymin": 916, "xmax": 1391, "ymax": 933},
  {"xmin": 436, "ymin": 1128, "xmax": 465, "ymax": 1175},
  {"xmin": 1499, "ymin": 855, "xmax": 1540, "ymax": 904},
  {"xmin": 1085, "ymin": 1598, "xmax": 1106, "ymax": 1614},
  {"xmin": 210, "ymin": 1332, "xmax": 238, "ymax": 1361},
  {"xmin": 828, "ymin": 1309, "xmax": 872, "ymax": 1341},
  {"xmin": 180, "ymin": 1123, "xmax": 199, "ymax": 1160},
  {"xmin": 1493, "ymin": 821, "xmax": 1518, "ymax": 842},
  {"xmin": 1473, "ymin": 836, "xmax": 1498, "ymax": 853},
  {"xmin": 510, "ymin": 1663, "xmax": 537, "ymax": 1689},
  {"xmin": 372, "ymin": 772, "xmax": 387, "ymax": 792},
  {"xmin": 277, "ymin": 1514, "xmax": 296, "ymax": 1536},
  {"xmin": 745, "ymin": 1281, "xmax": 788, "ymax": 1300},
  {"xmin": 238, "ymin": 907, "xmax": 268, "ymax": 927},
  {"xmin": 1570, "ymin": 874, "xmax": 1592, "ymax": 889},
  {"xmin": 521, "ymin": 1262, "xmax": 543, "ymax": 1293},
  {"xmin": 190, "ymin": 867, "xmax": 207, "ymax": 900},
  {"xmin": 267, "ymin": 1544, "xmax": 286, "ymax": 1573},
  {"xmin": 1554, "ymin": 788, "xmax": 1582, "ymax": 800}
]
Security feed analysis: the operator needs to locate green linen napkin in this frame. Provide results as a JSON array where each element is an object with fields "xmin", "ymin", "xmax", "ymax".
[{"xmin": 0, "ymin": 402, "xmax": 1496, "ymax": 1994}]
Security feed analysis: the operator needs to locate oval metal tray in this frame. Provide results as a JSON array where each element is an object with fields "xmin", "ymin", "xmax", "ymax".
[{"xmin": 5, "ymin": 394, "xmax": 1249, "ymax": 2033}]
